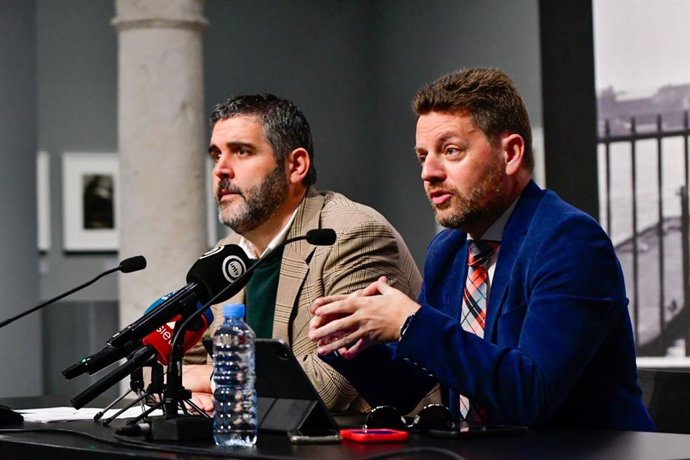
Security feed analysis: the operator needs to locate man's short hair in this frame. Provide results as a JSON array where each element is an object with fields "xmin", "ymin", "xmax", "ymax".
[
  {"xmin": 412, "ymin": 68, "xmax": 534, "ymax": 172},
  {"xmin": 210, "ymin": 93, "xmax": 317, "ymax": 185}
]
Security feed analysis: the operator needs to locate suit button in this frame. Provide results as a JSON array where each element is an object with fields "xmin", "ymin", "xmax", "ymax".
[{"xmin": 402, "ymin": 357, "xmax": 410, "ymax": 363}]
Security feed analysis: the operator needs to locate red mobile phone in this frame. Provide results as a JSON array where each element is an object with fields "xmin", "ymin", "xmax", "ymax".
[{"xmin": 339, "ymin": 428, "xmax": 409, "ymax": 443}]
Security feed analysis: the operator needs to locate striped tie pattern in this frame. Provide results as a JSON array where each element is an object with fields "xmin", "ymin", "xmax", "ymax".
[{"xmin": 459, "ymin": 239, "xmax": 499, "ymax": 422}]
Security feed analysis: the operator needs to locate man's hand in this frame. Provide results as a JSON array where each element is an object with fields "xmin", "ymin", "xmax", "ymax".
[
  {"xmin": 189, "ymin": 392, "xmax": 214, "ymax": 413},
  {"xmin": 308, "ymin": 276, "xmax": 420, "ymax": 359},
  {"xmin": 182, "ymin": 364, "xmax": 214, "ymax": 413}
]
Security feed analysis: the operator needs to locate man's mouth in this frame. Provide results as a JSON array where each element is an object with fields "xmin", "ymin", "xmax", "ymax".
[
  {"xmin": 428, "ymin": 189, "xmax": 452, "ymax": 206},
  {"xmin": 217, "ymin": 179, "xmax": 242, "ymax": 202},
  {"xmin": 217, "ymin": 187, "xmax": 242, "ymax": 203}
]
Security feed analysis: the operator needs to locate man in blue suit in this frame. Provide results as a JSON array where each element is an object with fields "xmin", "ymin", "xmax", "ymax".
[{"xmin": 309, "ymin": 68, "xmax": 655, "ymax": 430}]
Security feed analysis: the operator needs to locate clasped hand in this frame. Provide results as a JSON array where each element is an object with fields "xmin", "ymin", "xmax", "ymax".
[{"xmin": 308, "ymin": 276, "xmax": 420, "ymax": 359}]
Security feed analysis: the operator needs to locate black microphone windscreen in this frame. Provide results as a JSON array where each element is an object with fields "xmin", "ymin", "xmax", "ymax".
[
  {"xmin": 306, "ymin": 228, "xmax": 337, "ymax": 246},
  {"xmin": 119, "ymin": 255, "xmax": 147, "ymax": 273},
  {"xmin": 186, "ymin": 245, "xmax": 251, "ymax": 303}
]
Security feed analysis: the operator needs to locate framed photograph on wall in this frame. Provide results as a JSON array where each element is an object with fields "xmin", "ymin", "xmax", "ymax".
[
  {"xmin": 37, "ymin": 151, "xmax": 51, "ymax": 252},
  {"xmin": 62, "ymin": 152, "xmax": 119, "ymax": 252}
]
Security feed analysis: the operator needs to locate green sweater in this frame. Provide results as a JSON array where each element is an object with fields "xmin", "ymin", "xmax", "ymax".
[{"xmin": 244, "ymin": 246, "xmax": 283, "ymax": 338}]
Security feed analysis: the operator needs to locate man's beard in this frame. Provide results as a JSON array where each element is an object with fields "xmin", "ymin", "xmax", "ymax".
[
  {"xmin": 217, "ymin": 164, "xmax": 289, "ymax": 235},
  {"xmin": 432, "ymin": 158, "xmax": 505, "ymax": 231}
]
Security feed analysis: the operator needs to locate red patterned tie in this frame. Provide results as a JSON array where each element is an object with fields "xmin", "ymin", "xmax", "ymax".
[{"xmin": 459, "ymin": 240, "xmax": 499, "ymax": 422}]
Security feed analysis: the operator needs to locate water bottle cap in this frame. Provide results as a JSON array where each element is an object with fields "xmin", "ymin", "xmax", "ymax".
[{"xmin": 223, "ymin": 303, "xmax": 245, "ymax": 318}]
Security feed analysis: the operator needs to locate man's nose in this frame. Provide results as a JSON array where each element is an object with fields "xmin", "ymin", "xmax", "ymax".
[
  {"xmin": 213, "ymin": 153, "xmax": 233, "ymax": 179},
  {"xmin": 421, "ymin": 154, "xmax": 444, "ymax": 182}
]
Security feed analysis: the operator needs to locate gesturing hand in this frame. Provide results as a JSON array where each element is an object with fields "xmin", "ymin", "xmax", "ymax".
[{"xmin": 308, "ymin": 276, "xmax": 420, "ymax": 359}]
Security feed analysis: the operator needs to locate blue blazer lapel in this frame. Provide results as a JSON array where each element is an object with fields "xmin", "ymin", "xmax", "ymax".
[
  {"xmin": 485, "ymin": 181, "xmax": 543, "ymax": 340},
  {"xmin": 430, "ymin": 229, "xmax": 471, "ymax": 321},
  {"xmin": 450, "ymin": 239, "xmax": 470, "ymax": 321}
]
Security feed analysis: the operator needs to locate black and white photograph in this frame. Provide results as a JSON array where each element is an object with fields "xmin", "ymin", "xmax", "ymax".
[
  {"xmin": 61, "ymin": 152, "xmax": 119, "ymax": 252},
  {"xmin": 594, "ymin": 0, "xmax": 690, "ymax": 364}
]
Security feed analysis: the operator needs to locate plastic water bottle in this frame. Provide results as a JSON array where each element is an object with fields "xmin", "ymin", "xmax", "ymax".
[{"xmin": 213, "ymin": 303, "xmax": 257, "ymax": 447}]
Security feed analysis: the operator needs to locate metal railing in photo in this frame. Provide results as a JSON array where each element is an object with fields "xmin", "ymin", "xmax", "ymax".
[{"xmin": 599, "ymin": 111, "xmax": 690, "ymax": 356}]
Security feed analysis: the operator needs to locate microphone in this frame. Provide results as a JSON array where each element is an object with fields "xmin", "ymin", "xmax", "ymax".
[
  {"xmin": 119, "ymin": 255, "xmax": 147, "ymax": 273},
  {"xmin": 177, "ymin": 228, "xmax": 336, "ymax": 316},
  {"xmin": 0, "ymin": 255, "xmax": 147, "ymax": 329},
  {"xmin": 63, "ymin": 245, "xmax": 250, "ymax": 379},
  {"xmin": 306, "ymin": 228, "xmax": 336, "ymax": 246},
  {"xmin": 70, "ymin": 306, "xmax": 214, "ymax": 409},
  {"xmin": 71, "ymin": 346, "xmax": 158, "ymax": 409},
  {"xmin": 109, "ymin": 245, "xmax": 249, "ymax": 348}
]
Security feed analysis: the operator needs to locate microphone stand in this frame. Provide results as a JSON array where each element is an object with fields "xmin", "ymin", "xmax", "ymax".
[
  {"xmin": 152, "ymin": 230, "xmax": 334, "ymax": 441},
  {"xmin": 100, "ymin": 363, "xmax": 181, "ymax": 427},
  {"xmin": 97, "ymin": 361, "xmax": 157, "ymax": 426}
]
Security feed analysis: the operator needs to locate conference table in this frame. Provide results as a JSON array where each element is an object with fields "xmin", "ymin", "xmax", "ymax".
[{"xmin": 1, "ymin": 397, "xmax": 690, "ymax": 459}]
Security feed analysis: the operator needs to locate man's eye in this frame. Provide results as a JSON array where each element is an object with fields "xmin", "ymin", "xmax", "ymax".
[
  {"xmin": 417, "ymin": 154, "xmax": 426, "ymax": 165},
  {"xmin": 445, "ymin": 147, "xmax": 459, "ymax": 155}
]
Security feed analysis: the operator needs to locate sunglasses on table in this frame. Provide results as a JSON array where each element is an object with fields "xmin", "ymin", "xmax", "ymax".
[{"xmin": 364, "ymin": 404, "xmax": 456, "ymax": 433}]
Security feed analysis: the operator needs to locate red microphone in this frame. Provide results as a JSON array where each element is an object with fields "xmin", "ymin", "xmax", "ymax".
[{"xmin": 142, "ymin": 309, "xmax": 213, "ymax": 365}]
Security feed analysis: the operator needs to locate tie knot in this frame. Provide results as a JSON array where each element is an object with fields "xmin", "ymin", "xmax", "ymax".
[{"xmin": 468, "ymin": 240, "xmax": 499, "ymax": 267}]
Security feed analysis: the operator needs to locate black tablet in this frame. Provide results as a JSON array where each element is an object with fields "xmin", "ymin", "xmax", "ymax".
[{"xmin": 254, "ymin": 338, "xmax": 339, "ymax": 433}]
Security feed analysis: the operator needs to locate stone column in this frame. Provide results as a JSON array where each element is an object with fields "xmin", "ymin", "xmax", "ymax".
[{"xmin": 112, "ymin": 0, "xmax": 209, "ymax": 329}]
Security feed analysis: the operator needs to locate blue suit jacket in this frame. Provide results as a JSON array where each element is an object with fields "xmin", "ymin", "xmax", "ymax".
[{"xmin": 327, "ymin": 181, "xmax": 655, "ymax": 430}]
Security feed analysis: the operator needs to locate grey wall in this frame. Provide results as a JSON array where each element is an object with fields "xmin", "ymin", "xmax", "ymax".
[
  {"xmin": 0, "ymin": 0, "xmax": 42, "ymax": 397},
  {"xmin": 37, "ymin": 0, "xmax": 119, "ymax": 302},
  {"xmin": 1, "ymin": 0, "xmax": 544, "ymax": 397},
  {"xmin": 31, "ymin": 0, "xmax": 121, "ymax": 398}
]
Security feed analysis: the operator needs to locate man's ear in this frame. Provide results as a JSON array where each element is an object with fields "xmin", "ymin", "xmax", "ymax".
[
  {"xmin": 502, "ymin": 133, "xmax": 525, "ymax": 176},
  {"xmin": 286, "ymin": 147, "xmax": 310, "ymax": 184}
]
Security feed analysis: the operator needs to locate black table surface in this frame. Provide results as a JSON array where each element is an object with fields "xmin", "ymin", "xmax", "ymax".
[{"xmin": 1, "ymin": 396, "xmax": 690, "ymax": 460}]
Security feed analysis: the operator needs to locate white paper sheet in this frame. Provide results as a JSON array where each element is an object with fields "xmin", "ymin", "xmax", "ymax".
[{"xmin": 17, "ymin": 406, "xmax": 164, "ymax": 423}]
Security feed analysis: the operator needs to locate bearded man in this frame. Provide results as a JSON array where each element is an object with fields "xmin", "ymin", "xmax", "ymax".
[
  {"xmin": 182, "ymin": 93, "xmax": 422, "ymax": 413},
  {"xmin": 309, "ymin": 68, "xmax": 655, "ymax": 431}
]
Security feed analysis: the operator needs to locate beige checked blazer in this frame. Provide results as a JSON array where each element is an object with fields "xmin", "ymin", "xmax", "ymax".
[{"xmin": 187, "ymin": 188, "xmax": 422, "ymax": 411}]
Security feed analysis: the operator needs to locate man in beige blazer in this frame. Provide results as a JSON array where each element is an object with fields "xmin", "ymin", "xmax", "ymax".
[{"xmin": 183, "ymin": 93, "xmax": 421, "ymax": 412}]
